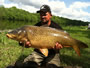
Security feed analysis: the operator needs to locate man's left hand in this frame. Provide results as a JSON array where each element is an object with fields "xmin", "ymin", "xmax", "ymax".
[{"xmin": 54, "ymin": 42, "xmax": 63, "ymax": 49}]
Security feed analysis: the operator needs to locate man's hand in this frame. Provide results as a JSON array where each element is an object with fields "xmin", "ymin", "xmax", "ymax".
[
  {"xmin": 25, "ymin": 41, "xmax": 31, "ymax": 48},
  {"xmin": 54, "ymin": 42, "xmax": 63, "ymax": 49},
  {"xmin": 19, "ymin": 41, "xmax": 31, "ymax": 48}
]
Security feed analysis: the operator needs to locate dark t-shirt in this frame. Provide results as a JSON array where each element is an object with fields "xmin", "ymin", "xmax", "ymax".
[{"xmin": 35, "ymin": 21, "xmax": 63, "ymax": 30}]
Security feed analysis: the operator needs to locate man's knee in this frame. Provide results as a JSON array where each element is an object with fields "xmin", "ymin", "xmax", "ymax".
[
  {"xmin": 46, "ymin": 53, "xmax": 61, "ymax": 67},
  {"xmin": 46, "ymin": 64, "xmax": 61, "ymax": 68}
]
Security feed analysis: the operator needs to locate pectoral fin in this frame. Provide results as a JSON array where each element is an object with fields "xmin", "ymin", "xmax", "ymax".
[
  {"xmin": 39, "ymin": 48, "xmax": 48, "ymax": 57},
  {"xmin": 72, "ymin": 45, "xmax": 81, "ymax": 56}
]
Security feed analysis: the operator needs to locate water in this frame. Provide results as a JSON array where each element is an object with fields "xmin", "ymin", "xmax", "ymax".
[{"xmin": 0, "ymin": 20, "xmax": 36, "ymax": 30}]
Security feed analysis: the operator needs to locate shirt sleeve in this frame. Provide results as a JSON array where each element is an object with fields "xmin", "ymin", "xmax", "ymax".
[
  {"xmin": 34, "ymin": 22, "xmax": 41, "ymax": 26},
  {"xmin": 50, "ymin": 21, "xmax": 63, "ymax": 30}
]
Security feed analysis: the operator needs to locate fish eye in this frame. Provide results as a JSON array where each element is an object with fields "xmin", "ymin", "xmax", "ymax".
[
  {"xmin": 18, "ymin": 30, "xmax": 22, "ymax": 34},
  {"xmin": 23, "ymin": 30, "xmax": 26, "ymax": 33}
]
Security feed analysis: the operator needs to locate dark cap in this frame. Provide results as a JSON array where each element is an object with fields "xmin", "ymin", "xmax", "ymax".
[{"xmin": 37, "ymin": 5, "xmax": 51, "ymax": 13}]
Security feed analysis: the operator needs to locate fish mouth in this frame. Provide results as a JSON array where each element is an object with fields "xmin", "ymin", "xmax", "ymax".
[{"xmin": 6, "ymin": 34, "xmax": 13, "ymax": 38}]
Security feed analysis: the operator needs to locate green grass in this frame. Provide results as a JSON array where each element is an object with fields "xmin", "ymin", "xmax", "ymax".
[
  {"xmin": 60, "ymin": 26, "xmax": 90, "ymax": 68},
  {"xmin": 0, "ymin": 26, "xmax": 90, "ymax": 68},
  {"xmin": 0, "ymin": 32, "xmax": 34, "ymax": 68}
]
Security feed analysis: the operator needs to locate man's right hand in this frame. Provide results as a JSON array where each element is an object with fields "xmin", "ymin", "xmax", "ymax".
[{"xmin": 19, "ymin": 41, "xmax": 31, "ymax": 48}]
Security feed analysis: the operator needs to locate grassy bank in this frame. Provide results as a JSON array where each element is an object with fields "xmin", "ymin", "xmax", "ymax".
[
  {"xmin": 0, "ymin": 26, "xmax": 90, "ymax": 68},
  {"xmin": 60, "ymin": 26, "xmax": 90, "ymax": 68}
]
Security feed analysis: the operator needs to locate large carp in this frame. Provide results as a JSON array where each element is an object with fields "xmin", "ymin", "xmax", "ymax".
[{"xmin": 6, "ymin": 25, "xmax": 88, "ymax": 56}]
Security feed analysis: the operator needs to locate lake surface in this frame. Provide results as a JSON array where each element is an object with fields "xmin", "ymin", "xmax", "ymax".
[{"xmin": 0, "ymin": 20, "xmax": 36, "ymax": 30}]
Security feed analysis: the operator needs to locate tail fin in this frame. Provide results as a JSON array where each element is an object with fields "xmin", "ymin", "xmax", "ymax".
[
  {"xmin": 72, "ymin": 45, "xmax": 81, "ymax": 56},
  {"xmin": 72, "ymin": 39, "xmax": 88, "ymax": 56}
]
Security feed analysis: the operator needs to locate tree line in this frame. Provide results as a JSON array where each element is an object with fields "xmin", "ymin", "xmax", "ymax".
[
  {"xmin": 0, "ymin": 6, "xmax": 40, "ymax": 23},
  {"xmin": 0, "ymin": 6, "xmax": 89, "ymax": 26}
]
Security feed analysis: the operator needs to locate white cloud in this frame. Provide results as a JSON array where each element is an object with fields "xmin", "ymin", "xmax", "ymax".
[
  {"xmin": 0, "ymin": 0, "xmax": 4, "ymax": 5},
  {"xmin": 8, "ymin": 0, "xmax": 49, "ymax": 8},
  {"xmin": 2, "ymin": 0, "xmax": 90, "ymax": 22},
  {"xmin": 3, "ymin": 3, "xmax": 18, "ymax": 8},
  {"xmin": 70, "ymin": 2, "xmax": 90, "ymax": 9},
  {"xmin": 67, "ymin": 2, "xmax": 90, "ymax": 22},
  {"xmin": 58, "ymin": 1, "xmax": 90, "ymax": 22},
  {"xmin": 49, "ymin": 1, "xmax": 66, "ymax": 13},
  {"xmin": 19, "ymin": 4, "xmax": 38, "ymax": 13}
]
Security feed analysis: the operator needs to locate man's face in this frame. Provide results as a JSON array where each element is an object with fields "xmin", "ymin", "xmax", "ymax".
[{"xmin": 40, "ymin": 12, "xmax": 52, "ymax": 23}]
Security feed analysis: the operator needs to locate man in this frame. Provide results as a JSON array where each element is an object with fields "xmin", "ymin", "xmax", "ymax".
[
  {"xmin": 7, "ymin": 5, "xmax": 63, "ymax": 68},
  {"xmin": 22, "ymin": 5, "xmax": 63, "ymax": 68}
]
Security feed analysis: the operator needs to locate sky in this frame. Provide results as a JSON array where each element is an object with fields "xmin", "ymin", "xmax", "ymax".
[{"xmin": 0, "ymin": 0, "xmax": 90, "ymax": 22}]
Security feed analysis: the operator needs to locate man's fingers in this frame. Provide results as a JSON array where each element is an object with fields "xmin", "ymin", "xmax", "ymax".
[
  {"xmin": 55, "ymin": 42, "xmax": 63, "ymax": 49},
  {"xmin": 25, "ymin": 41, "xmax": 31, "ymax": 47}
]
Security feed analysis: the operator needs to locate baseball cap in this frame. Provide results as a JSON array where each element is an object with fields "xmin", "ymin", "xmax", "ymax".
[{"xmin": 37, "ymin": 5, "xmax": 51, "ymax": 13}]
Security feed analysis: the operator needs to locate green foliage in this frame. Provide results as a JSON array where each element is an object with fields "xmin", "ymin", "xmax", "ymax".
[
  {"xmin": 0, "ymin": 6, "xmax": 40, "ymax": 23},
  {"xmin": 52, "ymin": 16, "xmax": 89, "ymax": 26}
]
